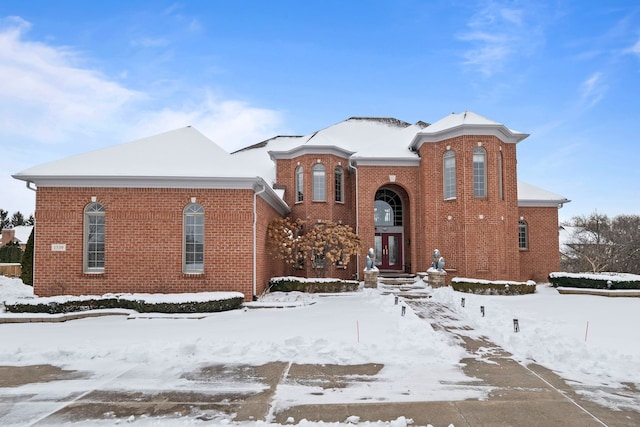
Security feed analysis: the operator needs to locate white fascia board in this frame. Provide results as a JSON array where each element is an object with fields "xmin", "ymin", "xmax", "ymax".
[
  {"xmin": 518, "ymin": 198, "xmax": 571, "ymax": 208},
  {"xmin": 12, "ymin": 174, "xmax": 291, "ymax": 215},
  {"xmin": 269, "ymin": 145, "xmax": 355, "ymax": 160},
  {"xmin": 255, "ymin": 179, "xmax": 291, "ymax": 216},
  {"xmin": 410, "ymin": 124, "xmax": 529, "ymax": 150},
  {"xmin": 350, "ymin": 157, "xmax": 421, "ymax": 167}
]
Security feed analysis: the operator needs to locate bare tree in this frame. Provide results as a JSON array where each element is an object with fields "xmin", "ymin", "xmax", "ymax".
[
  {"xmin": 561, "ymin": 212, "xmax": 640, "ymax": 274},
  {"xmin": 608, "ymin": 215, "xmax": 640, "ymax": 274},
  {"xmin": 561, "ymin": 212, "xmax": 612, "ymax": 273}
]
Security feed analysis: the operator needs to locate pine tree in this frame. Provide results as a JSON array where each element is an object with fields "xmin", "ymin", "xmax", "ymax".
[
  {"xmin": 11, "ymin": 211, "xmax": 25, "ymax": 227},
  {"xmin": 20, "ymin": 228, "xmax": 34, "ymax": 286},
  {"xmin": 0, "ymin": 241, "xmax": 23, "ymax": 263},
  {"xmin": 0, "ymin": 209, "xmax": 8, "ymax": 230}
]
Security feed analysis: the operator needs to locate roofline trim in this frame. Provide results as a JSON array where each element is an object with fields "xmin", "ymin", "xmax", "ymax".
[
  {"xmin": 410, "ymin": 124, "xmax": 529, "ymax": 149},
  {"xmin": 269, "ymin": 145, "xmax": 355, "ymax": 160},
  {"xmin": 12, "ymin": 174, "xmax": 290, "ymax": 214},
  {"xmin": 518, "ymin": 198, "xmax": 571, "ymax": 208},
  {"xmin": 349, "ymin": 157, "xmax": 421, "ymax": 167}
]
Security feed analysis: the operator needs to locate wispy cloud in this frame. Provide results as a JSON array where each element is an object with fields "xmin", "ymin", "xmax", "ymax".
[
  {"xmin": 0, "ymin": 17, "xmax": 284, "ymax": 151},
  {"xmin": 579, "ymin": 72, "xmax": 607, "ymax": 108},
  {"xmin": 625, "ymin": 38, "xmax": 640, "ymax": 56},
  {"xmin": 0, "ymin": 17, "xmax": 141, "ymax": 143},
  {"xmin": 458, "ymin": 1, "xmax": 545, "ymax": 77}
]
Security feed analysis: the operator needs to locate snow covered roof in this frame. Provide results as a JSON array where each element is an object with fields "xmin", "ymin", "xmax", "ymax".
[
  {"xmin": 12, "ymin": 225, "xmax": 33, "ymax": 244},
  {"xmin": 268, "ymin": 117, "xmax": 424, "ymax": 161},
  {"xmin": 409, "ymin": 111, "xmax": 529, "ymax": 149},
  {"xmin": 13, "ymin": 127, "xmax": 289, "ymax": 215},
  {"xmin": 1, "ymin": 225, "xmax": 33, "ymax": 245},
  {"xmin": 518, "ymin": 181, "xmax": 570, "ymax": 207},
  {"xmin": 12, "ymin": 112, "xmax": 567, "ymax": 211}
]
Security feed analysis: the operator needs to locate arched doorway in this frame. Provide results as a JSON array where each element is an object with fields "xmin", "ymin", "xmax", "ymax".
[{"xmin": 374, "ymin": 188, "xmax": 404, "ymax": 271}]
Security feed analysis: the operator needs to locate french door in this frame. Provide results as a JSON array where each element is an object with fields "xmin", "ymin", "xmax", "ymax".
[{"xmin": 374, "ymin": 233, "xmax": 403, "ymax": 270}]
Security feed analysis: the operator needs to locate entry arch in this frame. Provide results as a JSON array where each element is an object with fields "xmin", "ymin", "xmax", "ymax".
[{"xmin": 373, "ymin": 185, "xmax": 410, "ymax": 271}]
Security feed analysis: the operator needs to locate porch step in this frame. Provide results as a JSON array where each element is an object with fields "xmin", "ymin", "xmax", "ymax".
[{"xmin": 378, "ymin": 274, "xmax": 420, "ymax": 286}]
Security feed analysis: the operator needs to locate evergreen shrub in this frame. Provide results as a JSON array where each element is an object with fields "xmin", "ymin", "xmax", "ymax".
[
  {"xmin": 548, "ymin": 272, "xmax": 640, "ymax": 289},
  {"xmin": 451, "ymin": 278, "xmax": 536, "ymax": 295},
  {"xmin": 5, "ymin": 295, "xmax": 244, "ymax": 314},
  {"xmin": 269, "ymin": 277, "xmax": 359, "ymax": 293}
]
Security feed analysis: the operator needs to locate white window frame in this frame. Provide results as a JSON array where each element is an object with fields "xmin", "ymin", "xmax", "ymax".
[
  {"xmin": 312, "ymin": 163, "xmax": 326, "ymax": 201},
  {"xmin": 183, "ymin": 203, "xmax": 205, "ymax": 273},
  {"xmin": 295, "ymin": 166, "xmax": 304, "ymax": 203},
  {"xmin": 83, "ymin": 202, "xmax": 105, "ymax": 273},
  {"xmin": 498, "ymin": 151, "xmax": 504, "ymax": 200},
  {"xmin": 473, "ymin": 147, "xmax": 487, "ymax": 198},
  {"xmin": 443, "ymin": 150, "xmax": 456, "ymax": 200},
  {"xmin": 518, "ymin": 219, "xmax": 528, "ymax": 250},
  {"xmin": 334, "ymin": 165, "xmax": 344, "ymax": 203}
]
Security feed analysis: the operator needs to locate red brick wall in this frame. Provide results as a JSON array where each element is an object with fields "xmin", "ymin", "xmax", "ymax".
[
  {"xmin": 255, "ymin": 194, "xmax": 286, "ymax": 296},
  {"xmin": 518, "ymin": 206, "xmax": 561, "ymax": 282},
  {"xmin": 274, "ymin": 154, "xmax": 357, "ymax": 280},
  {"xmin": 416, "ymin": 136, "xmax": 521, "ymax": 282},
  {"xmin": 33, "ymin": 187, "xmax": 266, "ymax": 300}
]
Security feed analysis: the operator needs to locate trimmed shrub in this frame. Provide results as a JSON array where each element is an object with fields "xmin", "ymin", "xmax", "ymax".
[
  {"xmin": 4, "ymin": 294, "xmax": 244, "ymax": 314},
  {"xmin": 269, "ymin": 277, "xmax": 359, "ymax": 293},
  {"xmin": 549, "ymin": 272, "xmax": 640, "ymax": 290},
  {"xmin": 451, "ymin": 278, "xmax": 536, "ymax": 295}
]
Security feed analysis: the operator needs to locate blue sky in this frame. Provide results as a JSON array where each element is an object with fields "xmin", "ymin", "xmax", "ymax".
[{"xmin": 1, "ymin": 0, "xmax": 639, "ymax": 223}]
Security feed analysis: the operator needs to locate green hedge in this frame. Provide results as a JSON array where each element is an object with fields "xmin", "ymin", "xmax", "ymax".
[
  {"xmin": 269, "ymin": 277, "xmax": 359, "ymax": 293},
  {"xmin": 548, "ymin": 273, "xmax": 640, "ymax": 290},
  {"xmin": 5, "ymin": 295, "xmax": 244, "ymax": 314},
  {"xmin": 451, "ymin": 280, "xmax": 536, "ymax": 295}
]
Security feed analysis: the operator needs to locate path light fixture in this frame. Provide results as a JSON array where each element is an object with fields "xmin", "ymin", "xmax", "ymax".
[
  {"xmin": 461, "ymin": 297, "xmax": 465, "ymax": 307},
  {"xmin": 401, "ymin": 305, "xmax": 406, "ymax": 316},
  {"xmin": 480, "ymin": 306, "xmax": 485, "ymax": 317},
  {"xmin": 513, "ymin": 318, "xmax": 520, "ymax": 333}
]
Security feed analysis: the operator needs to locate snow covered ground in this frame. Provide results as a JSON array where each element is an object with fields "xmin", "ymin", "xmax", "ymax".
[{"xmin": 0, "ymin": 276, "xmax": 639, "ymax": 426}]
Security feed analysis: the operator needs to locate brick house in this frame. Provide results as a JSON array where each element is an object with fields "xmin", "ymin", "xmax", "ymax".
[
  {"xmin": 13, "ymin": 111, "xmax": 569, "ymax": 299},
  {"xmin": 1, "ymin": 226, "xmax": 33, "ymax": 251}
]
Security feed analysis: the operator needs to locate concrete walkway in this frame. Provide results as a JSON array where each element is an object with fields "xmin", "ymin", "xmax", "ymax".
[{"xmin": 1, "ymin": 296, "xmax": 639, "ymax": 426}]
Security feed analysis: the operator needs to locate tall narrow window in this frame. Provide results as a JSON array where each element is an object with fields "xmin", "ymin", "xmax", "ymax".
[
  {"xmin": 334, "ymin": 166, "xmax": 344, "ymax": 202},
  {"xmin": 443, "ymin": 150, "xmax": 456, "ymax": 199},
  {"xmin": 184, "ymin": 203, "xmax": 204, "ymax": 273},
  {"xmin": 295, "ymin": 166, "xmax": 304, "ymax": 202},
  {"xmin": 473, "ymin": 147, "xmax": 487, "ymax": 197},
  {"xmin": 84, "ymin": 202, "xmax": 105, "ymax": 272},
  {"xmin": 498, "ymin": 151, "xmax": 504, "ymax": 200},
  {"xmin": 518, "ymin": 220, "xmax": 528, "ymax": 250},
  {"xmin": 312, "ymin": 163, "xmax": 326, "ymax": 201}
]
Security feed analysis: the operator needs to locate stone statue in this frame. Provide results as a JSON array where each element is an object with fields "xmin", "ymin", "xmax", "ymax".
[
  {"xmin": 431, "ymin": 249, "xmax": 445, "ymax": 272},
  {"xmin": 365, "ymin": 248, "xmax": 376, "ymax": 270}
]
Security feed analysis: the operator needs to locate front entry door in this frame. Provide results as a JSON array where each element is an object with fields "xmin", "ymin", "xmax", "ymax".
[{"xmin": 374, "ymin": 233, "xmax": 403, "ymax": 270}]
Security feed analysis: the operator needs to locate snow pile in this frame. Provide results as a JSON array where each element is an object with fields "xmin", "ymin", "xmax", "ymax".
[{"xmin": 549, "ymin": 271, "xmax": 640, "ymax": 282}]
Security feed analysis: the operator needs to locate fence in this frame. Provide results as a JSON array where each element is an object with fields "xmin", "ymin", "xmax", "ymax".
[{"xmin": 0, "ymin": 263, "xmax": 21, "ymax": 277}]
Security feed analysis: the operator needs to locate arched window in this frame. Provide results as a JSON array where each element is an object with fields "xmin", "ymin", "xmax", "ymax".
[
  {"xmin": 295, "ymin": 166, "xmax": 304, "ymax": 202},
  {"xmin": 498, "ymin": 151, "xmax": 504, "ymax": 200},
  {"xmin": 312, "ymin": 163, "xmax": 326, "ymax": 201},
  {"xmin": 374, "ymin": 189, "xmax": 403, "ymax": 226},
  {"xmin": 443, "ymin": 150, "xmax": 456, "ymax": 199},
  {"xmin": 518, "ymin": 219, "xmax": 528, "ymax": 250},
  {"xmin": 334, "ymin": 166, "xmax": 344, "ymax": 203},
  {"xmin": 184, "ymin": 203, "xmax": 204, "ymax": 273},
  {"xmin": 473, "ymin": 147, "xmax": 487, "ymax": 197},
  {"xmin": 84, "ymin": 202, "xmax": 105, "ymax": 272}
]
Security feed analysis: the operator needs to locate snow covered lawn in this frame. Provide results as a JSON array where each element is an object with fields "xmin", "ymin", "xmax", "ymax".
[{"xmin": 1, "ymin": 276, "xmax": 639, "ymax": 424}]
